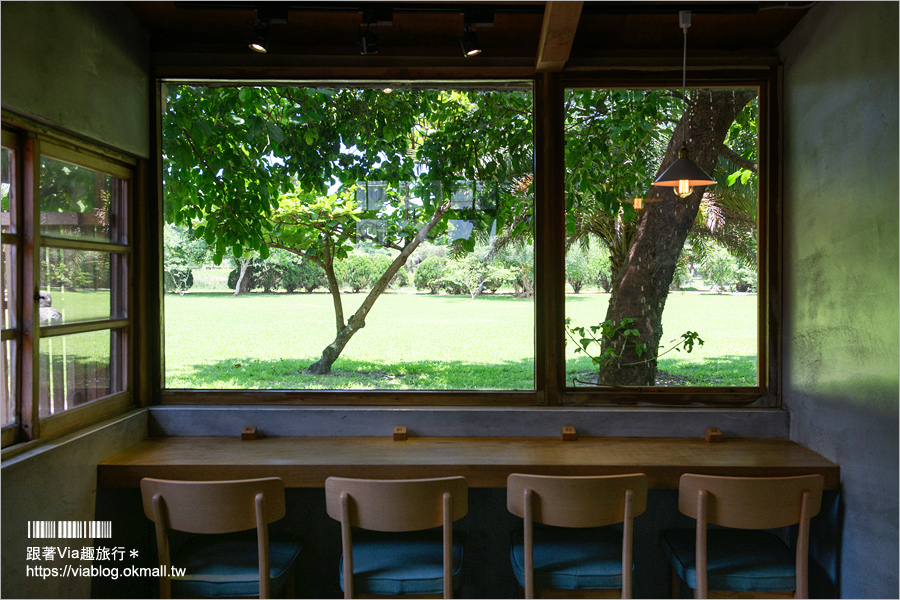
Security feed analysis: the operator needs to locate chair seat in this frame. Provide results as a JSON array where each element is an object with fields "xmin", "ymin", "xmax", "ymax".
[
  {"xmin": 661, "ymin": 528, "xmax": 796, "ymax": 592},
  {"xmin": 510, "ymin": 526, "xmax": 625, "ymax": 591},
  {"xmin": 171, "ymin": 532, "xmax": 303, "ymax": 598},
  {"xmin": 339, "ymin": 528, "xmax": 463, "ymax": 596}
]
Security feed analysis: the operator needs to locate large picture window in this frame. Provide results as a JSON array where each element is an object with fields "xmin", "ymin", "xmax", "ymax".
[
  {"xmin": 1, "ymin": 122, "xmax": 134, "ymax": 448},
  {"xmin": 162, "ymin": 84, "xmax": 535, "ymax": 391},
  {"xmin": 159, "ymin": 74, "xmax": 774, "ymax": 406},
  {"xmin": 562, "ymin": 88, "xmax": 759, "ymax": 389}
]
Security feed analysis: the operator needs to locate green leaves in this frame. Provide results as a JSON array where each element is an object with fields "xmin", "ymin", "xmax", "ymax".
[{"xmin": 564, "ymin": 316, "xmax": 703, "ymax": 375}]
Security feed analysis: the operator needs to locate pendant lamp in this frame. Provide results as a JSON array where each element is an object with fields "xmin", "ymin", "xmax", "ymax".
[{"xmin": 652, "ymin": 11, "xmax": 716, "ymax": 198}]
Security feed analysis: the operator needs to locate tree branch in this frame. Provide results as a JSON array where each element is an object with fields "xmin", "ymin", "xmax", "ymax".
[{"xmin": 719, "ymin": 144, "xmax": 757, "ymax": 173}]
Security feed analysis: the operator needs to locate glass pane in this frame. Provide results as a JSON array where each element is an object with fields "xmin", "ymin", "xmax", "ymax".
[
  {"xmin": 40, "ymin": 156, "xmax": 120, "ymax": 242},
  {"xmin": 1, "ymin": 340, "xmax": 14, "ymax": 427},
  {"xmin": 39, "ymin": 248, "xmax": 114, "ymax": 324},
  {"xmin": 1, "ymin": 146, "xmax": 14, "ymax": 234},
  {"xmin": 39, "ymin": 330, "xmax": 118, "ymax": 417},
  {"xmin": 563, "ymin": 88, "xmax": 759, "ymax": 388},
  {"xmin": 2, "ymin": 243, "xmax": 14, "ymax": 329},
  {"xmin": 163, "ymin": 84, "xmax": 535, "ymax": 391}
]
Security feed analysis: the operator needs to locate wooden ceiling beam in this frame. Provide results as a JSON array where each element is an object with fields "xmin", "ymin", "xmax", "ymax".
[{"xmin": 535, "ymin": 1, "xmax": 583, "ymax": 73}]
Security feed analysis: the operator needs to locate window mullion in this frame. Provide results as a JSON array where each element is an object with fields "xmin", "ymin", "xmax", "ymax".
[{"xmin": 21, "ymin": 135, "xmax": 40, "ymax": 440}]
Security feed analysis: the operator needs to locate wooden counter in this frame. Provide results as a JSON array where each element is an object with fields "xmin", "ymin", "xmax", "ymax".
[{"xmin": 97, "ymin": 437, "xmax": 839, "ymax": 490}]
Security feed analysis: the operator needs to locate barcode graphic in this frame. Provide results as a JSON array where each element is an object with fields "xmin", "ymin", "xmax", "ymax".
[{"xmin": 28, "ymin": 521, "xmax": 112, "ymax": 539}]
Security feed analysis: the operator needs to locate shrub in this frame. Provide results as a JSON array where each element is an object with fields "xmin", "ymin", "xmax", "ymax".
[
  {"xmin": 289, "ymin": 259, "xmax": 327, "ymax": 293},
  {"xmin": 163, "ymin": 267, "xmax": 194, "ymax": 294},
  {"xmin": 392, "ymin": 267, "xmax": 410, "ymax": 289},
  {"xmin": 164, "ymin": 268, "xmax": 194, "ymax": 293},
  {"xmin": 343, "ymin": 254, "xmax": 378, "ymax": 292},
  {"xmin": 733, "ymin": 264, "xmax": 758, "ymax": 293},
  {"xmin": 255, "ymin": 263, "xmax": 281, "ymax": 292},
  {"xmin": 414, "ymin": 256, "xmax": 447, "ymax": 294}
]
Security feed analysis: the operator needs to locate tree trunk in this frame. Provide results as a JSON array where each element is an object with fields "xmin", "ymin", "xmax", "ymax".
[
  {"xmin": 305, "ymin": 202, "xmax": 451, "ymax": 375},
  {"xmin": 233, "ymin": 258, "xmax": 252, "ymax": 296},
  {"xmin": 597, "ymin": 89, "xmax": 755, "ymax": 386}
]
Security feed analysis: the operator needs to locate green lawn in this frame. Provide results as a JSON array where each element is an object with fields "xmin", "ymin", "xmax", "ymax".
[
  {"xmin": 164, "ymin": 290, "xmax": 757, "ymax": 390},
  {"xmin": 41, "ymin": 288, "xmax": 111, "ymax": 323}
]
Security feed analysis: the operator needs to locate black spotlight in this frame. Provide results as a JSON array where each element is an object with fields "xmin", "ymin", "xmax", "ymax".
[
  {"xmin": 249, "ymin": 18, "xmax": 269, "ymax": 53},
  {"xmin": 359, "ymin": 26, "xmax": 379, "ymax": 55},
  {"xmin": 460, "ymin": 24, "xmax": 481, "ymax": 57}
]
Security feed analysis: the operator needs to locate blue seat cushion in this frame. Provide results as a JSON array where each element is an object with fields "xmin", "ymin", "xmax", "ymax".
[
  {"xmin": 662, "ymin": 528, "xmax": 796, "ymax": 592},
  {"xmin": 510, "ymin": 525, "xmax": 625, "ymax": 591},
  {"xmin": 169, "ymin": 532, "xmax": 302, "ymax": 598},
  {"xmin": 339, "ymin": 528, "xmax": 463, "ymax": 596}
]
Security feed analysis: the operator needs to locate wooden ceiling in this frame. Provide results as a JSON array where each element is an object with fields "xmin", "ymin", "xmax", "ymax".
[{"xmin": 126, "ymin": 1, "xmax": 814, "ymax": 78}]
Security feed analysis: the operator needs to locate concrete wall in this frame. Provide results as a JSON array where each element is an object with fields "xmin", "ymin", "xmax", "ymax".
[
  {"xmin": 1, "ymin": 1, "xmax": 150, "ymax": 158},
  {"xmin": 779, "ymin": 2, "xmax": 899, "ymax": 598},
  {"xmin": 1, "ymin": 411, "xmax": 148, "ymax": 599}
]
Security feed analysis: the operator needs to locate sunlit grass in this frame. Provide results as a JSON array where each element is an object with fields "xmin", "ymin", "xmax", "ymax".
[
  {"xmin": 165, "ymin": 292, "xmax": 535, "ymax": 390},
  {"xmin": 164, "ymin": 290, "xmax": 757, "ymax": 390}
]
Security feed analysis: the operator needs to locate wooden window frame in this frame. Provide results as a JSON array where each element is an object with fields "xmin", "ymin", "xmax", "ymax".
[
  {"xmin": 1, "ymin": 112, "xmax": 137, "ymax": 450},
  {"xmin": 155, "ymin": 65, "xmax": 780, "ymax": 408}
]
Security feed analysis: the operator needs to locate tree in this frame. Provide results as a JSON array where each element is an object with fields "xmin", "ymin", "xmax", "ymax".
[
  {"xmin": 565, "ymin": 248, "xmax": 592, "ymax": 294},
  {"xmin": 163, "ymin": 225, "xmax": 208, "ymax": 294},
  {"xmin": 596, "ymin": 89, "xmax": 756, "ymax": 385},
  {"xmin": 440, "ymin": 255, "xmax": 515, "ymax": 300}
]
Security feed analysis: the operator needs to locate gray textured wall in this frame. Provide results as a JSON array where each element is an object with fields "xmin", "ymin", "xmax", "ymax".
[
  {"xmin": 0, "ymin": 2, "xmax": 150, "ymax": 158},
  {"xmin": 1, "ymin": 411, "xmax": 148, "ymax": 599},
  {"xmin": 780, "ymin": 2, "xmax": 899, "ymax": 598}
]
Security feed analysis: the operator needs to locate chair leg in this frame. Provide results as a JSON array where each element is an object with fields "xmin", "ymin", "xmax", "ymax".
[
  {"xmin": 285, "ymin": 569, "xmax": 295, "ymax": 598},
  {"xmin": 670, "ymin": 565, "xmax": 681, "ymax": 599}
]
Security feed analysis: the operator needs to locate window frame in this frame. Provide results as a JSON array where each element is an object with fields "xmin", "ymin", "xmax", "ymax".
[
  {"xmin": 154, "ymin": 65, "xmax": 780, "ymax": 408},
  {"xmin": 558, "ymin": 68, "xmax": 778, "ymax": 407},
  {"xmin": 1, "ymin": 113, "xmax": 137, "ymax": 449}
]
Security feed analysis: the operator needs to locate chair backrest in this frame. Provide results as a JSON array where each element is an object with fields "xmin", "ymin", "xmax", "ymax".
[
  {"xmin": 677, "ymin": 474, "xmax": 824, "ymax": 529},
  {"xmin": 325, "ymin": 476, "xmax": 468, "ymax": 599},
  {"xmin": 325, "ymin": 476, "xmax": 468, "ymax": 532},
  {"xmin": 141, "ymin": 477, "xmax": 287, "ymax": 533},
  {"xmin": 677, "ymin": 474, "xmax": 825, "ymax": 599},
  {"xmin": 507, "ymin": 473, "xmax": 648, "ymax": 599},
  {"xmin": 507, "ymin": 473, "xmax": 649, "ymax": 528},
  {"xmin": 139, "ymin": 477, "xmax": 287, "ymax": 599}
]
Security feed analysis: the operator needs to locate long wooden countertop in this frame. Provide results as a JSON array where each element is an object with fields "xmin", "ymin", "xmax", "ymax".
[{"xmin": 97, "ymin": 436, "xmax": 839, "ymax": 490}]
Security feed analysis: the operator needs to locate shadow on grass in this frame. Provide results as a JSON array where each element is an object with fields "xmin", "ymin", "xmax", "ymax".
[
  {"xmin": 565, "ymin": 354, "xmax": 757, "ymax": 387},
  {"xmin": 168, "ymin": 356, "xmax": 536, "ymax": 390}
]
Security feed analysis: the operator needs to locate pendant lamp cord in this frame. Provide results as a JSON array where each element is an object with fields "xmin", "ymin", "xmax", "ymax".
[{"xmin": 680, "ymin": 10, "xmax": 691, "ymax": 147}]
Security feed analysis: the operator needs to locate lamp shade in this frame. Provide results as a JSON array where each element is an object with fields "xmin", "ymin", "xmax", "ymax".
[{"xmin": 652, "ymin": 143, "xmax": 715, "ymax": 198}]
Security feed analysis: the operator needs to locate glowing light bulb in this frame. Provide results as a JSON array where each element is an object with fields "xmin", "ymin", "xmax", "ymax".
[{"xmin": 676, "ymin": 180, "xmax": 692, "ymax": 198}]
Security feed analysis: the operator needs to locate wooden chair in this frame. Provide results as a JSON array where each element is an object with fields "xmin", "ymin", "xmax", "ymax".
[
  {"xmin": 662, "ymin": 474, "xmax": 825, "ymax": 599},
  {"xmin": 506, "ymin": 473, "xmax": 649, "ymax": 599},
  {"xmin": 140, "ymin": 477, "xmax": 302, "ymax": 599},
  {"xmin": 324, "ymin": 476, "xmax": 468, "ymax": 599}
]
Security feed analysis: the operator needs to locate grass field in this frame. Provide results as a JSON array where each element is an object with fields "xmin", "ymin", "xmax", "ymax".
[{"xmin": 164, "ymin": 290, "xmax": 757, "ymax": 390}]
